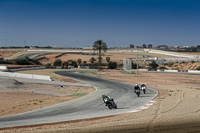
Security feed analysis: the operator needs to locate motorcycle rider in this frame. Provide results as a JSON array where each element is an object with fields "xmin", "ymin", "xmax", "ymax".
[
  {"xmin": 134, "ymin": 84, "xmax": 140, "ymax": 97},
  {"xmin": 141, "ymin": 83, "xmax": 146, "ymax": 94},
  {"xmin": 141, "ymin": 83, "xmax": 146, "ymax": 88},
  {"xmin": 102, "ymin": 94, "xmax": 113, "ymax": 106}
]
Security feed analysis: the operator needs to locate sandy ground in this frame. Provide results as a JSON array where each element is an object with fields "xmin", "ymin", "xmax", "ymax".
[
  {"xmin": 38, "ymin": 51, "xmax": 178, "ymax": 66},
  {"xmin": 0, "ymin": 69, "xmax": 200, "ymax": 133},
  {"xmin": 0, "ymin": 51, "xmax": 16, "ymax": 59}
]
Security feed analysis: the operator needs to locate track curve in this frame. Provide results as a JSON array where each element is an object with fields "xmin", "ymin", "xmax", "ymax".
[{"xmin": 0, "ymin": 71, "xmax": 157, "ymax": 128}]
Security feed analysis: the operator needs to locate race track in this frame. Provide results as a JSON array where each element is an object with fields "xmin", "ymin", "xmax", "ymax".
[{"xmin": 0, "ymin": 71, "xmax": 157, "ymax": 128}]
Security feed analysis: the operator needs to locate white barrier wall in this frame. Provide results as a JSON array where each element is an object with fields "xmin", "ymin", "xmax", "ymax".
[
  {"xmin": 138, "ymin": 69, "xmax": 148, "ymax": 71},
  {"xmin": 144, "ymin": 49, "xmax": 198, "ymax": 58},
  {"xmin": 0, "ymin": 72, "xmax": 51, "ymax": 81},
  {"xmin": 14, "ymin": 73, "xmax": 33, "ymax": 79},
  {"xmin": 0, "ymin": 66, "xmax": 8, "ymax": 70},
  {"xmin": 32, "ymin": 74, "xmax": 51, "ymax": 80},
  {"xmin": 164, "ymin": 70, "xmax": 178, "ymax": 72},
  {"xmin": 132, "ymin": 69, "xmax": 148, "ymax": 71},
  {"xmin": 1, "ymin": 72, "xmax": 15, "ymax": 77},
  {"xmin": 10, "ymin": 66, "xmax": 45, "ymax": 72},
  {"xmin": 188, "ymin": 70, "xmax": 200, "ymax": 73}
]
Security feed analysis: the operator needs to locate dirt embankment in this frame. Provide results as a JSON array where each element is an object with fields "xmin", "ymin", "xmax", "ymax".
[{"xmin": 1, "ymin": 70, "xmax": 200, "ymax": 133}]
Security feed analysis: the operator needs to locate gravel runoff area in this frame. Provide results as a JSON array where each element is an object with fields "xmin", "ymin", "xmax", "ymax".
[{"xmin": 0, "ymin": 69, "xmax": 200, "ymax": 133}]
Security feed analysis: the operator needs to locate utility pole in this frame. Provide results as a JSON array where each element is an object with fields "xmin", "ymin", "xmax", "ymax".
[
  {"xmin": 24, "ymin": 40, "xmax": 26, "ymax": 47},
  {"xmin": 77, "ymin": 40, "xmax": 79, "ymax": 47},
  {"xmin": 136, "ymin": 47, "xmax": 138, "ymax": 76},
  {"xmin": 5, "ymin": 39, "xmax": 7, "ymax": 51}
]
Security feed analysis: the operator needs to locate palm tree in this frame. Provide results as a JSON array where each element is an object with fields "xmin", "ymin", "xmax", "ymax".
[{"xmin": 93, "ymin": 40, "xmax": 108, "ymax": 71}]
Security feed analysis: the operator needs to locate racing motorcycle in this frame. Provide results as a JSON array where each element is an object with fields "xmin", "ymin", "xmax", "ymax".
[
  {"xmin": 135, "ymin": 89, "xmax": 140, "ymax": 97},
  {"xmin": 104, "ymin": 97, "xmax": 117, "ymax": 109},
  {"xmin": 141, "ymin": 86, "xmax": 146, "ymax": 94}
]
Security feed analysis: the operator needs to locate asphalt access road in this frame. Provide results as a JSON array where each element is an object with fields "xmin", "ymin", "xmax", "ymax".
[{"xmin": 0, "ymin": 71, "xmax": 157, "ymax": 128}]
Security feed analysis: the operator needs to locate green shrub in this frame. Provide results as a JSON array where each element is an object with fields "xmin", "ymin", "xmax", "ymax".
[
  {"xmin": 15, "ymin": 57, "xmax": 41, "ymax": 65},
  {"xmin": 82, "ymin": 61, "xmax": 87, "ymax": 66},
  {"xmin": 16, "ymin": 59, "xmax": 30, "ymax": 65},
  {"xmin": 168, "ymin": 62, "xmax": 174, "ymax": 67},
  {"xmin": 181, "ymin": 61, "xmax": 186, "ymax": 64},
  {"xmin": 77, "ymin": 59, "xmax": 82, "ymax": 65},
  {"xmin": 46, "ymin": 63, "xmax": 51, "ymax": 66},
  {"xmin": 196, "ymin": 66, "xmax": 200, "ymax": 70},
  {"xmin": 63, "ymin": 60, "xmax": 77, "ymax": 67},
  {"xmin": 89, "ymin": 57, "xmax": 96, "ymax": 64},
  {"xmin": 149, "ymin": 61, "xmax": 158, "ymax": 70},
  {"xmin": 132, "ymin": 63, "xmax": 137, "ymax": 69},
  {"xmin": 31, "ymin": 59, "xmax": 41, "ymax": 65},
  {"xmin": 53, "ymin": 59, "xmax": 62, "ymax": 66},
  {"xmin": 108, "ymin": 61, "xmax": 117, "ymax": 69}
]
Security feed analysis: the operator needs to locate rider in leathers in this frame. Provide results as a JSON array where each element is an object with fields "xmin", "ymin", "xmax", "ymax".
[
  {"xmin": 134, "ymin": 84, "xmax": 141, "ymax": 97},
  {"xmin": 102, "ymin": 94, "xmax": 113, "ymax": 106},
  {"xmin": 141, "ymin": 83, "xmax": 146, "ymax": 94}
]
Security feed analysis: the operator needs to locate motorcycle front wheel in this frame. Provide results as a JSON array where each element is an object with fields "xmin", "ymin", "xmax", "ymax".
[
  {"xmin": 136, "ymin": 92, "xmax": 140, "ymax": 97},
  {"xmin": 108, "ymin": 103, "xmax": 113, "ymax": 109}
]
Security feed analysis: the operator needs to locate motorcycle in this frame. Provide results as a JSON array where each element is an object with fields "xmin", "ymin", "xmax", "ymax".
[
  {"xmin": 135, "ymin": 90, "xmax": 140, "ymax": 97},
  {"xmin": 107, "ymin": 100, "xmax": 117, "ymax": 109},
  {"xmin": 141, "ymin": 86, "xmax": 146, "ymax": 94},
  {"xmin": 104, "ymin": 98, "xmax": 117, "ymax": 109}
]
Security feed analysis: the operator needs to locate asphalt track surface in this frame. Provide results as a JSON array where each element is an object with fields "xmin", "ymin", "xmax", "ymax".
[{"xmin": 0, "ymin": 71, "xmax": 157, "ymax": 128}]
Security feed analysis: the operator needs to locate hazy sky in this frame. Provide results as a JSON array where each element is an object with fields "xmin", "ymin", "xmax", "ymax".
[{"xmin": 0, "ymin": 0, "xmax": 200, "ymax": 47}]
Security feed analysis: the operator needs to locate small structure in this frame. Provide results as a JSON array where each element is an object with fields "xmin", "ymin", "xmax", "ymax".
[{"xmin": 123, "ymin": 59, "xmax": 132, "ymax": 70}]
